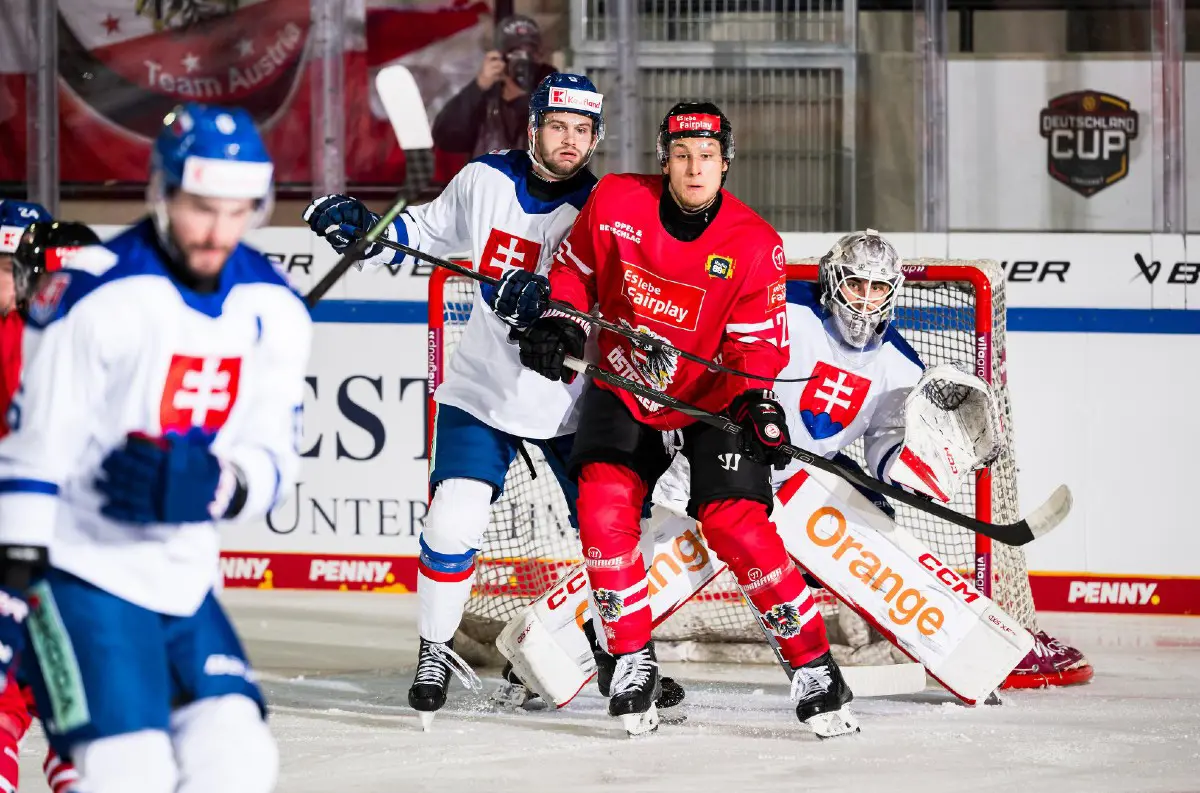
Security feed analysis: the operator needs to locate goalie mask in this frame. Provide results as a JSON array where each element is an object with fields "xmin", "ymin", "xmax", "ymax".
[{"xmin": 818, "ymin": 229, "xmax": 903, "ymax": 355}]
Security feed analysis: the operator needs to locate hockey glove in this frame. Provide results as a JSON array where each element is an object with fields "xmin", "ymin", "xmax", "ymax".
[
  {"xmin": 302, "ymin": 194, "xmax": 387, "ymax": 259},
  {"xmin": 519, "ymin": 315, "xmax": 587, "ymax": 383},
  {"xmin": 97, "ymin": 428, "xmax": 247, "ymax": 525},
  {"xmin": 728, "ymin": 389, "xmax": 792, "ymax": 470},
  {"xmin": 487, "ymin": 269, "xmax": 551, "ymax": 330}
]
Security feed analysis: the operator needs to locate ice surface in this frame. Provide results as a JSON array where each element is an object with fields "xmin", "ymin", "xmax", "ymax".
[{"xmin": 17, "ymin": 590, "xmax": 1200, "ymax": 792}]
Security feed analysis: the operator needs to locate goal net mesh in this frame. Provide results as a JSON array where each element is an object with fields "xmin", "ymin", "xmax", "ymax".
[{"xmin": 430, "ymin": 260, "xmax": 1038, "ymax": 662}]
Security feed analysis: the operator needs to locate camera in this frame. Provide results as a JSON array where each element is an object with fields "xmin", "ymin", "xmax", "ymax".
[{"xmin": 505, "ymin": 48, "xmax": 537, "ymax": 93}]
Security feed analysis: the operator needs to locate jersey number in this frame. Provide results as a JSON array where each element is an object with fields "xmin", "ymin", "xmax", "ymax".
[{"xmin": 775, "ymin": 312, "xmax": 790, "ymax": 349}]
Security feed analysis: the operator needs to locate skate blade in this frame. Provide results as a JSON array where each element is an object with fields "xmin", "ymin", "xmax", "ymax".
[
  {"xmin": 621, "ymin": 704, "xmax": 660, "ymax": 737},
  {"xmin": 806, "ymin": 706, "xmax": 860, "ymax": 739},
  {"xmin": 418, "ymin": 711, "xmax": 436, "ymax": 732}
]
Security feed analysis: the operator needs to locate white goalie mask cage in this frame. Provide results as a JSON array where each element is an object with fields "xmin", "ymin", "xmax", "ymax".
[{"xmin": 819, "ymin": 229, "xmax": 904, "ymax": 354}]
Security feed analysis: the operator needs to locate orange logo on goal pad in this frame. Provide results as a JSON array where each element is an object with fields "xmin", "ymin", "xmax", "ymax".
[{"xmin": 805, "ymin": 505, "xmax": 947, "ymax": 637}]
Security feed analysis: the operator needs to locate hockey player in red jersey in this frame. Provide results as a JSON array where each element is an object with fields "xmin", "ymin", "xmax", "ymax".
[
  {"xmin": 0, "ymin": 214, "xmax": 95, "ymax": 793},
  {"xmin": 515, "ymin": 103, "xmax": 857, "ymax": 737}
]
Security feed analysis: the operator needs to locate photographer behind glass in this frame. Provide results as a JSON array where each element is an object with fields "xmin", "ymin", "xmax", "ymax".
[{"xmin": 431, "ymin": 15, "xmax": 557, "ymax": 165}]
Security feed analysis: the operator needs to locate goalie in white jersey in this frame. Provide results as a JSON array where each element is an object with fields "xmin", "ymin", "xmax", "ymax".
[
  {"xmin": 303, "ymin": 73, "xmax": 649, "ymax": 728},
  {"xmin": 0, "ymin": 103, "xmax": 311, "ymax": 793},
  {"xmin": 497, "ymin": 230, "xmax": 1019, "ymax": 734}
]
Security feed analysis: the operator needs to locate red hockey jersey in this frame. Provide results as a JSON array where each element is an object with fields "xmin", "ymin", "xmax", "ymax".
[
  {"xmin": 548, "ymin": 173, "xmax": 789, "ymax": 429},
  {"xmin": 0, "ymin": 313, "xmax": 22, "ymax": 438}
]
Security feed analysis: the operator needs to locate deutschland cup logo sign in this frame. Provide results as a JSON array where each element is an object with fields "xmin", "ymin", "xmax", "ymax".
[{"xmin": 1039, "ymin": 91, "xmax": 1139, "ymax": 198}]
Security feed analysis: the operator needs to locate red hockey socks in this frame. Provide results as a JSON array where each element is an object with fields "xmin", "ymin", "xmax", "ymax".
[
  {"xmin": 0, "ymin": 676, "xmax": 29, "ymax": 793},
  {"xmin": 577, "ymin": 463, "xmax": 651, "ymax": 654},
  {"xmin": 699, "ymin": 498, "xmax": 829, "ymax": 666},
  {"xmin": 43, "ymin": 748, "xmax": 80, "ymax": 793}
]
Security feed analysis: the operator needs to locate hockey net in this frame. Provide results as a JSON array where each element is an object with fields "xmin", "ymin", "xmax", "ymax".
[{"xmin": 428, "ymin": 260, "xmax": 1091, "ymax": 688}]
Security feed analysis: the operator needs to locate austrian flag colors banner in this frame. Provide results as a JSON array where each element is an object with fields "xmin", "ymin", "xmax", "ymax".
[{"xmin": 0, "ymin": 0, "xmax": 492, "ymax": 187}]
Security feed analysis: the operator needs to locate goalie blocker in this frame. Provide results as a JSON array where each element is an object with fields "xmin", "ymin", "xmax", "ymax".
[{"xmin": 498, "ymin": 461, "xmax": 1032, "ymax": 708}]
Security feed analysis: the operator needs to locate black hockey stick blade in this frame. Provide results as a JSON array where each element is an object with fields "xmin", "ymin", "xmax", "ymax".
[
  {"xmin": 304, "ymin": 197, "xmax": 408, "ymax": 309},
  {"xmin": 560, "ymin": 356, "xmax": 1070, "ymax": 547},
  {"xmin": 348, "ymin": 231, "xmax": 812, "ymax": 384}
]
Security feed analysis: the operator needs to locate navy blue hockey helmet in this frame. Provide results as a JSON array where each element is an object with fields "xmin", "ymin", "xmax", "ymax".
[
  {"xmin": 0, "ymin": 199, "xmax": 52, "ymax": 255},
  {"xmin": 528, "ymin": 73, "xmax": 605, "ymax": 142}
]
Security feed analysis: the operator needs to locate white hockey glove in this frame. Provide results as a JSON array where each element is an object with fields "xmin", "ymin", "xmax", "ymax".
[{"xmin": 884, "ymin": 362, "xmax": 1004, "ymax": 502}]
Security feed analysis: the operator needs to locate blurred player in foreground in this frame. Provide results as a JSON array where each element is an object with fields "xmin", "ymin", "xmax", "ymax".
[{"xmin": 0, "ymin": 103, "xmax": 311, "ymax": 793}]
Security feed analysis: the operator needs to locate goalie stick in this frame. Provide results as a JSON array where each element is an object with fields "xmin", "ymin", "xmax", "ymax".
[
  {"xmin": 558, "ymin": 356, "xmax": 1071, "ymax": 546},
  {"xmin": 342, "ymin": 230, "xmax": 815, "ymax": 385}
]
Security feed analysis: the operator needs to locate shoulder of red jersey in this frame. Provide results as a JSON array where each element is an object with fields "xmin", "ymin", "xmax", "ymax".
[
  {"xmin": 594, "ymin": 172, "xmax": 661, "ymax": 198},
  {"xmin": 718, "ymin": 190, "xmax": 784, "ymax": 258}
]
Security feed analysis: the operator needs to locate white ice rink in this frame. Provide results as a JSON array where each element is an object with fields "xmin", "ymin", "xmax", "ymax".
[{"xmin": 17, "ymin": 591, "xmax": 1200, "ymax": 793}]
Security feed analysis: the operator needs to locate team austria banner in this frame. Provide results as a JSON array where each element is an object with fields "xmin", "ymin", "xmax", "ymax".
[{"xmin": 0, "ymin": 0, "xmax": 490, "ymax": 187}]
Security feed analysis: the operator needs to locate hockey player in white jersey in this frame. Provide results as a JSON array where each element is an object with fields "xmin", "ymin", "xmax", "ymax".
[
  {"xmin": 496, "ymin": 230, "xmax": 1016, "ymax": 735},
  {"xmin": 0, "ymin": 103, "xmax": 310, "ymax": 793},
  {"xmin": 302, "ymin": 73, "xmax": 682, "ymax": 728}
]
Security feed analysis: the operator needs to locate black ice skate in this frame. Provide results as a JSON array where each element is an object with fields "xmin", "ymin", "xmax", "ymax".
[
  {"xmin": 585, "ymin": 620, "xmax": 685, "ymax": 715},
  {"xmin": 607, "ymin": 642, "xmax": 662, "ymax": 736},
  {"xmin": 790, "ymin": 650, "xmax": 859, "ymax": 739},
  {"xmin": 408, "ymin": 637, "xmax": 481, "ymax": 731}
]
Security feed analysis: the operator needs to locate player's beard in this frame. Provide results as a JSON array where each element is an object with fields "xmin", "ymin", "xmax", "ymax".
[
  {"xmin": 182, "ymin": 244, "xmax": 234, "ymax": 279},
  {"xmin": 535, "ymin": 141, "xmax": 586, "ymax": 180}
]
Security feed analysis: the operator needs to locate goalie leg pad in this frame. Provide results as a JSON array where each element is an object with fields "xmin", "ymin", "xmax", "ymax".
[
  {"xmin": 496, "ymin": 605, "xmax": 594, "ymax": 708},
  {"xmin": 576, "ymin": 463, "xmax": 651, "ymax": 655},
  {"xmin": 418, "ymin": 477, "xmax": 494, "ymax": 642},
  {"xmin": 497, "ymin": 503, "xmax": 728, "ymax": 708},
  {"xmin": 698, "ymin": 498, "xmax": 829, "ymax": 667},
  {"xmin": 774, "ymin": 467, "xmax": 1033, "ymax": 704}
]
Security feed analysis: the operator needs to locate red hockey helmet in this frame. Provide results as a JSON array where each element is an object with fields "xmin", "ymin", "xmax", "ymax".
[{"xmin": 656, "ymin": 101, "xmax": 735, "ymax": 165}]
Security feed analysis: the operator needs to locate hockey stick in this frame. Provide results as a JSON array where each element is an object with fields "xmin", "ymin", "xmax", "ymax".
[
  {"xmin": 346, "ymin": 231, "xmax": 812, "ymax": 384},
  {"xmin": 304, "ymin": 65, "xmax": 431, "ymax": 308},
  {"xmin": 376, "ymin": 64, "xmax": 434, "ymax": 151},
  {"xmin": 559, "ymin": 356, "xmax": 1071, "ymax": 547},
  {"xmin": 304, "ymin": 198, "xmax": 408, "ymax": 309}
]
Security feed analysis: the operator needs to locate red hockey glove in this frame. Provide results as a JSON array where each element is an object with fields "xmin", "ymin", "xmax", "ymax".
[
  {"xmin": 728, "ymin": 388, "xmax": 792, "ymax": 470},
  {"xmin": 518, "ymin": 314, "xmax": 587, "ymax": 383}
]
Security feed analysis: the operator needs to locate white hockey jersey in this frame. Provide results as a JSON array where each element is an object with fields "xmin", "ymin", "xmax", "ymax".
[
  {"xmin": 653, "ymin": 283, "xmax": 925, "ymax": 511},
  {"xmin": 770, "ymin": 282, "xmax": 925, "ymax": 488},
  {"xmin": 380, "ymin": 149, "xmax": 596, "ymax": 439},
  {"xmin": 0, "ymin": 219, "xmax": 312, "ymax": 617}
]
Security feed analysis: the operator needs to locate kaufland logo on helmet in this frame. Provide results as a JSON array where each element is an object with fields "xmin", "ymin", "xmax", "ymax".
[
  {"xmin": 669, "ymin": 114, "xmax": 720, "ymax": 133},
  {"xmin": 548, "ymin": 87, "xmax": 603, "ymax": 113}
]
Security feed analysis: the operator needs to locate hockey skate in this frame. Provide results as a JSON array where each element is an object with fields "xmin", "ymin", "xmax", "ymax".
[
  {"xmin": 585, "ymin": 620, "xmax": 685, "ymax": 718},
  {"xmin": 408, "ymin": 638, "xmax": 482, "ymax": 731},
  {"xmin": 489, "ymin": 661, "xmax": 547, "ymax": 711},
  {"xmin": 607, "ymin": 643, "xmax": 662, "ymax": 737},
  {"xmin": 790, "ymin": 650, "xmax": 859, "ymax": 739}
]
